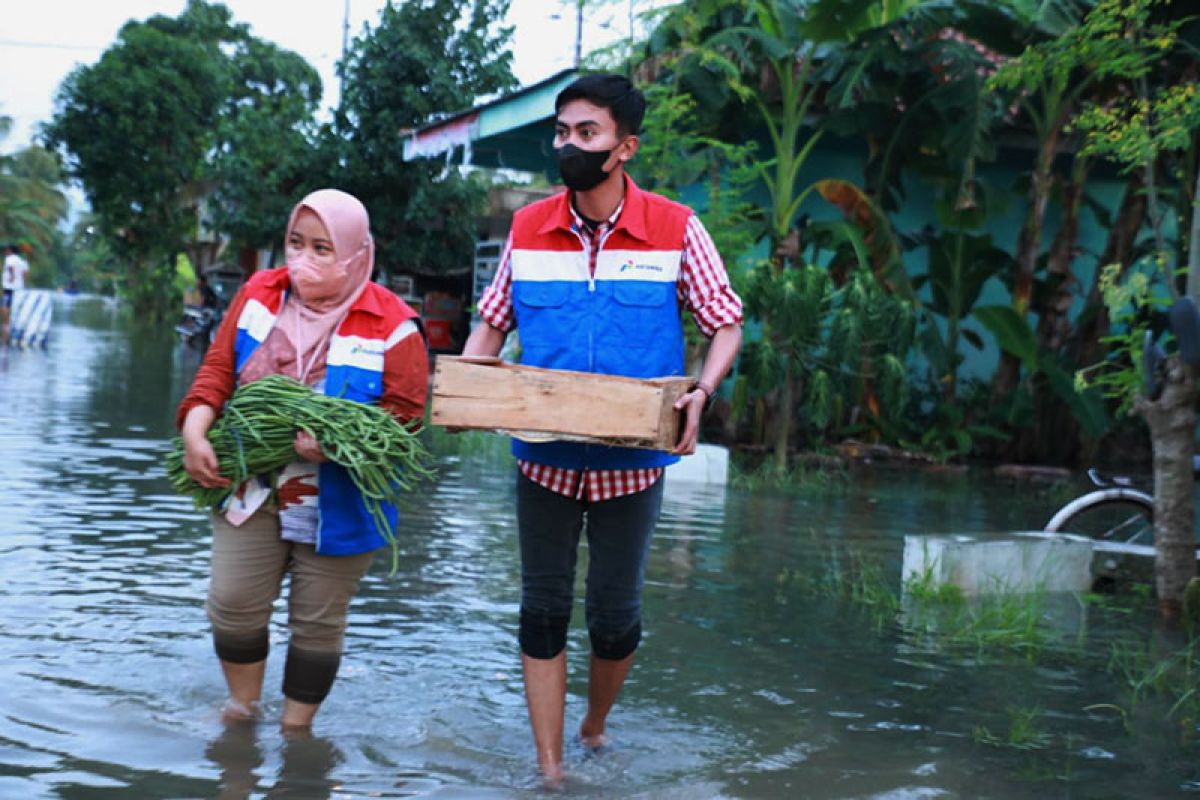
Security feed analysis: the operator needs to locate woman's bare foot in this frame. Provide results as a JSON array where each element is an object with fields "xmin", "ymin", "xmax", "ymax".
[
  {"xmin": 219, "ymin": 697, "xmax": 261, "ymax": 724},
  {"xmin": 280, "ymin": 698, "xmax": 320, "ymax": 731}
]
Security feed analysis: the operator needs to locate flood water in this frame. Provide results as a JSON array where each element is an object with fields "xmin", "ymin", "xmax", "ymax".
[{"xmin": 1, "ymin": 295, "xmax": 1198, "ymax": 798}]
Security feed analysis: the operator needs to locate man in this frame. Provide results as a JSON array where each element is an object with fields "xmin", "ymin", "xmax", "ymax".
[
  {"xmin": 196, "ymin": 272, "xmax": 220, "ymax": 310},
  {"xmin": 3, "ymin": 244, "xmax": 31, "ymax": 345},
  {"xmin": 461, "ymin": 73, "xmax": 743, "ymax": 781}
]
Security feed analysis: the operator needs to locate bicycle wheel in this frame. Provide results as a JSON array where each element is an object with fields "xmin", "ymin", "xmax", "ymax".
[{"xmin": 1045, "ymin": 489, "xmax": 1154, "ymax": 545}]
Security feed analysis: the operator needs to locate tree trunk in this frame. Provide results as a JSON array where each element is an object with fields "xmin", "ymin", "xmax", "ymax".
[
  {"xmin": 1037, "ymin": 158, "xmax": 1086, "ymax": 353},
  {"xmin": 1069, "ymin": 170, "xmax": 1147, "ymax": 369},
  {"xmin": 1187, "ymin": 166, "xmax": 1200, "ymax": 297},
  {"xmin": 772, "ymin": 361, "xmax": 793, "ymax": 472},
  {"xmin": 944, "ymin": 230, "xmax": 965, "ymax": 402},
  {"xmin": 1135, "ymin": 356, "xmax": 1198, "ymax": 616},
  {"xmin": 1020, "ymin": 158, "xmax": 1088, "ymax": 464},
  {"xmin": 991, "ymin": 126, "xmax": 1061, "ymax": 410}
]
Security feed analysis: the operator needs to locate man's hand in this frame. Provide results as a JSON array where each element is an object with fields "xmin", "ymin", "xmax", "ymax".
[
  {"xmin": 294, "ymin": 430, "xmax": 328, "ymax": 463},
  {"xmin": 450, "ymin": 324, "xmax": 509, "ymax": 434},
  {"xmin": 669, "ymin": 326, "xmax": 741, "ymax": 456},
  {"xmin": 671, "ymin": 388, "xmax": 708, "ymax": 455}
]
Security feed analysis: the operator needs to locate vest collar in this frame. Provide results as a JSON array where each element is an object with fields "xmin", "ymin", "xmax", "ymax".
[{"xmin": 537, "ymin": 173, "xmax": 651, "ymax": 243}]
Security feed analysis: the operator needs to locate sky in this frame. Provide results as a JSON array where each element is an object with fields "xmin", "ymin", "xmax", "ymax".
[{"xmin": 0, "ymin": 0, "xmax": 664, "ymax": 151}]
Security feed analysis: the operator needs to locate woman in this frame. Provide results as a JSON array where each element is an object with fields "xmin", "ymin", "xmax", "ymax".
[{"xmin": 177, "ymin": 189, "xmax": 427, "ymax": 729}]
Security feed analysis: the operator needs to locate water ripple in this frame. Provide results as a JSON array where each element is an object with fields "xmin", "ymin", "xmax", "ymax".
[{"xmin": 0, "ymin": 297, "xmax": 1196, "ymax": 797}]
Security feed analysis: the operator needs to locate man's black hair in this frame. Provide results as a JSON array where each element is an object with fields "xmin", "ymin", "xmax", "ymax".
[{"xmin": 555, "ymin": 74, "xmax": 646, "ymax": 137}]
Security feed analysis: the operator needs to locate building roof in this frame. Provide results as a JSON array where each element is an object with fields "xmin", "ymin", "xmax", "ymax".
[{"xmin": 402, "ymin": 69, "xmax": 578, "ymax": 174}]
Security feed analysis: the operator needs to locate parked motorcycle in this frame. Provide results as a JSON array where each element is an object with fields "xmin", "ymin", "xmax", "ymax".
[
  {"xmin": 175, "ymin": 264, "xmax": 243, "ymax": 352},
  {"xmin": 175, "ymin": 304, "xmax": 222, "ymax": 351}
]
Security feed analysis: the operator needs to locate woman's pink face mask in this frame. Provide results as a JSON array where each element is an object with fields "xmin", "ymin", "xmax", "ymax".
[{"xmin": 285, "ymin": 210, "xmax": 344, "ymax": 305}]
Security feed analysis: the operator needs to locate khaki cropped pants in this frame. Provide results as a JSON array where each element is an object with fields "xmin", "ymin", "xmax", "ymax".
[{"xmin": 207, "ymin": 508, "xmax": 375, "ymax": 703}]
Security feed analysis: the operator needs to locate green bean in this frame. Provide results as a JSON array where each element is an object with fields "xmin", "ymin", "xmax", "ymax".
[{"xmin": 166, "ymin": 375, "xmax": 432, "ymax": 571}]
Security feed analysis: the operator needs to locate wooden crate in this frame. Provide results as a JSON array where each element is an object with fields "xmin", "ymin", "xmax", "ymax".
[{"xmin": 431, "ymin": 355, "xmax": 692, "ymax": 451}]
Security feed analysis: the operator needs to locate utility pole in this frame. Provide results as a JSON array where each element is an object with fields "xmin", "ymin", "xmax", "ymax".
[
  {"xmin": 337, "ymin": 0, "xmax": 351, "ymax": 102},
  {"xmin": 574, "ymin": 0, "xmax": 583, "ymax": 67},
  {"xmin": 627, "ymin": 0, "xmax": 634, "ymax": 76}
]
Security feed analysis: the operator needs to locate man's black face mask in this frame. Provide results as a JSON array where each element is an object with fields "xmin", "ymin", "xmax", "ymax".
[{"xmin": 554, "ymin": 143, "xmax": 614, "ymax": 192}]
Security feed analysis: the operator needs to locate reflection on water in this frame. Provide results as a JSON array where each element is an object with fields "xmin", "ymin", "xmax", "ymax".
[
  {"xmin": 0, "ymin": 295, "xmax": 1197, "ymax": 798},
  {"xmin": 204, "ymin": 725, "xmax": 344, "ymax": 800}
]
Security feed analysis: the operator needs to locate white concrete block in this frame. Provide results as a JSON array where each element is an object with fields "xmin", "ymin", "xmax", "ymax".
[
  {"xmin": 902, "ymin": 532, "xmax": 1094, "ymax": 595},
  {"xmin": 666, "ymin": 443, "xmax": 729, "ymax": 486}
]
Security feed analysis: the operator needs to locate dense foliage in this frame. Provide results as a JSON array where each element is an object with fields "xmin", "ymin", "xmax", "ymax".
[
  {"xmin": 0, "ymin": 113, "xmax": 68, "ymax": 287},
  {"xmin": 38, "ymin": 0, "xmax": 515, "ymax": 313},
  {"xmin": 330, "ymin": 0, "xmax": 516, "ymax": 282}
]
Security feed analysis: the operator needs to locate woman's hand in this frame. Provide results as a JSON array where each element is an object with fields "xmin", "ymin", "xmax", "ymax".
[
  {"xmin": 183, "ymin": 434, "xmax": 231, "ymax": 489},
  {"xmin": 294, "ymin": 430, "xmax": 328, "ymax": 463},
  {"xmin": 181, "ymin": 404, "xmax": 230, "ymax": 488}
]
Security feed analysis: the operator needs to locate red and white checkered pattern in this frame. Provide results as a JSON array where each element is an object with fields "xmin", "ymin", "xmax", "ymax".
[{"xmin": 518, "ymin": 460, "xmax": 663, "ymax": 501}]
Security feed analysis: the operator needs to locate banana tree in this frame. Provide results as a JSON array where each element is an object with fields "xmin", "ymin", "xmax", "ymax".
[
  {"xmin": 914, "ymin": 188, "xmax": 1014, "ymax": 400},
  {"xmin": 984, "ymin": 0, "xmax": 1157, "ymax": 404},
  {"xmin": 696, "ymin": 1, "xmax": 826, "ymax": 263},
  {"xmin": 639, "ymin": 0, "xmax": 832, "ymax": 466},
  {"xmin": 741, "ymin": 260, "xmax": 914, "ymax": 469},
  {"xmin": 631, "ymin": 80, "xmax": 760, "ymax": 377},
  {"xmin": 688, "ymin": 0, "xmax": 927, "ymax": 464}
]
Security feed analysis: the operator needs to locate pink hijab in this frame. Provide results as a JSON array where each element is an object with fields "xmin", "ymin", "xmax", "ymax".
[{"xmin": 239, "ymin": 189, "xmax": 375, "ymax": 386}]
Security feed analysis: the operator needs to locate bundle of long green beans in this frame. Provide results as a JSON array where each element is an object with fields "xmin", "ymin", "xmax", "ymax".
[{"xmin": 166, "ymin": 375, "xmax": 432, "ymax": 566}]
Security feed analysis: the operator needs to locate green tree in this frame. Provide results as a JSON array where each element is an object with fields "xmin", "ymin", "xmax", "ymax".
[
  {"xmin": 1, "ymin": 107, "xmax": 69, "ymax": 275},
  {"xmin": 58, "ymin": 215, "xmax": 121, "ymax": 295},
  {"xmin": 1070, "ymin": 0, "xmax": 1200, "ymax": 612},
  {"xmin": 0, "ymin": 144, "xmax": 69, "ymax": 280},
  {"xmin": 44, "ymin": 4, "xmax": 227, "ymax": 317},
  {"xmin": 331, "ymin": 0, "xmax": 516, "ymax": 284},
  {"xmin": 207, "ymin": 36, "xmax": 325, "ymax": 263},
  {"xmin": 984, "ymin": 0, "xmax": 1151, "ymax": 407},
  {"xmin": 43, "ymin": 0, "xmax": 320, "ymax": 318}
]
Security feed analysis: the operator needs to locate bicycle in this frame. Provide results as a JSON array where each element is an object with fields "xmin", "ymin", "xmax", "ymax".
[
  {"xmin": 1044, "ymin": 467, "xmax": 1154, "ymax": 546},
  {"xmin": 1042, "ymin": 328, "xmax": 1190, "ymax": 547}
]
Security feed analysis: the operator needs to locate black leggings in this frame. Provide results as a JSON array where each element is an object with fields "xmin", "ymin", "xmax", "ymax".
[{"xmin": 515, "ymin": 470, "xmax": 664, "ymax": 660}]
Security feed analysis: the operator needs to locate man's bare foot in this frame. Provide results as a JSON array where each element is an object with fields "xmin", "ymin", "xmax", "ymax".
[
  {"xmin": 537, "ymin": 755, "xmax": 565, "ymax": 787},
  {"xmin": 578, "ymin": 719, "xmax": 611, "ymax": 751}
]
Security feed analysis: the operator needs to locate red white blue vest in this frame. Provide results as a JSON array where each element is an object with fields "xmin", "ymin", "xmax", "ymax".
[
  {"xmin": 233, "ymin": 268, "xmax": 420, "ymax": 555},
  {"xmin": 509, "ymin": 176, "xmax": 689, "ymax": 470}
]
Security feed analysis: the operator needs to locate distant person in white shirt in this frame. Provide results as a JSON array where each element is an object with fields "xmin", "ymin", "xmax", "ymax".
[
  {"xmin": 3, "ymin": 244, "xmax": 29, "ymax": 299},
  {"xmin": 3, "ymin": 244, "xmax": 31, "ymax": 345}
]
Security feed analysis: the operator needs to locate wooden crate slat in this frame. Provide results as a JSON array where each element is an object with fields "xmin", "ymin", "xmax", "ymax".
[{"xmin": 430, "ymin": 356, "xmax": 690, "ymax": 450}]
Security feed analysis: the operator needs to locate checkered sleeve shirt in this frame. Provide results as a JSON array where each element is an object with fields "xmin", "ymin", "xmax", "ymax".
[{"xmin": 476, "ymin": 206, "xmax": 743, "ymax": 501}]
